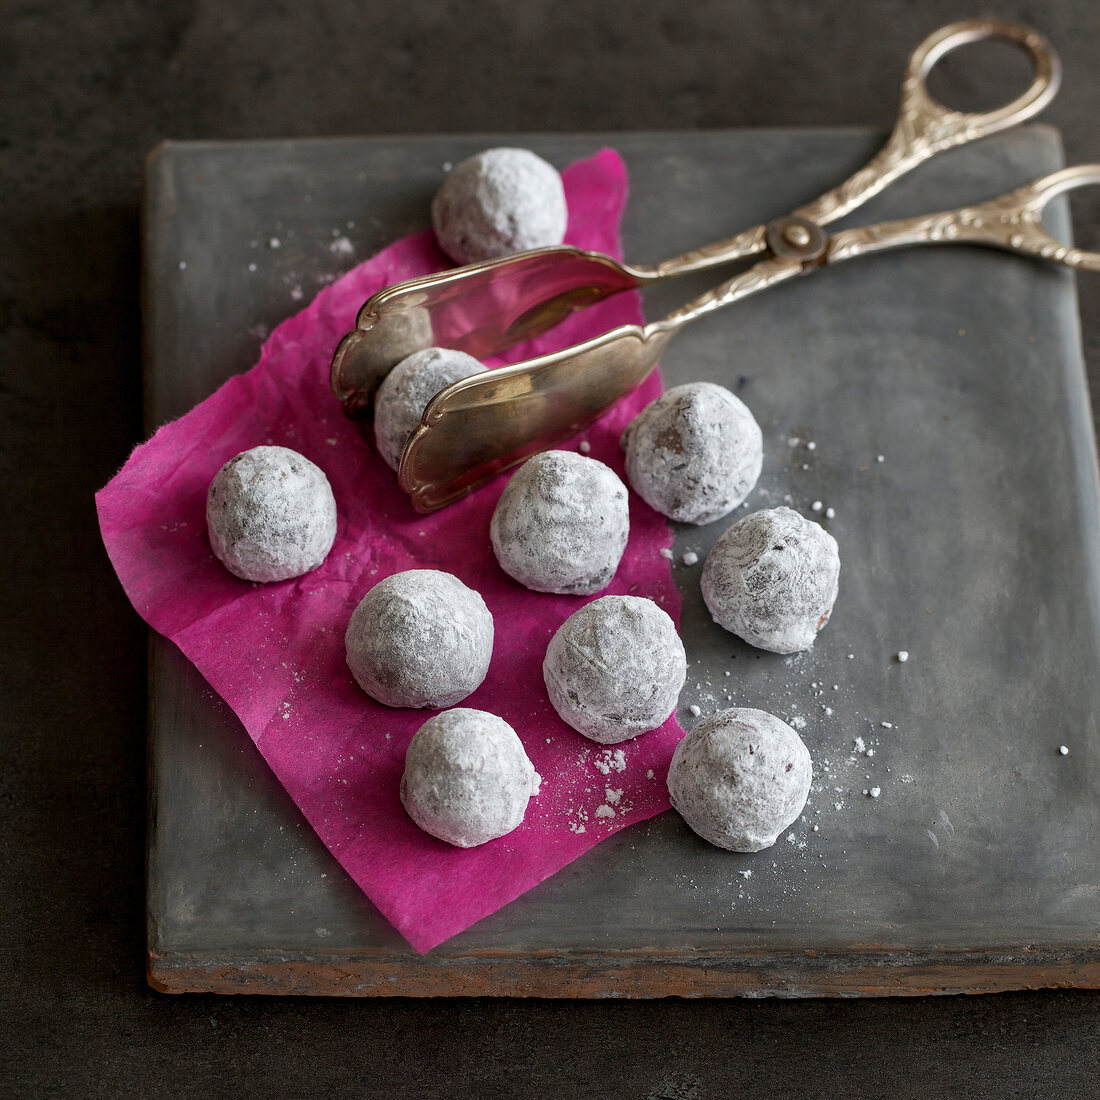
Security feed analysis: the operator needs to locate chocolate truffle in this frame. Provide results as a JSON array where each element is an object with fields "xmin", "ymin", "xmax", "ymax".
[
  {"xmin": 667, "ymin": 707, "xmax": 812, "ymax": 852},
  {"xmin": 345, "ymin": 569, "xmax": 494, "ymax": 709},
  {"xmin": 621, "ymin": 381, "xmax": 763, "ymax": 524},
  {"xmin": 373, "ymin": 347, "xmax": 486, "ymax": 472},
  {"xmin": 400, "ymin": 708, "xmax": 541, "ymax": 848},
  {"xmin": 543, "ymin": 595, "xmax": 686, "ymax": 744},
  {"xmin": 431, "ymin": 147, "xmax": 568, "ymax": 265},
  {"xmin": 206, "ymin": 445, "xmax": 337, "ymax": 583},
  {"xmin": 701, "ymin": 506, "xmax": 839, "ymax": 654},
  {"xmin": 491, "ymin": 450, "xmax": 630, "ymax": 595}
]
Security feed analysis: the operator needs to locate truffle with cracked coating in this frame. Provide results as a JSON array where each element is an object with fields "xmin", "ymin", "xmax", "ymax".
[
  {"xmin": 431, "ymin": 147, "xmax": 568, "ymax": 264},
  {"xmin": 400, "ymin": 708, "xmax": 541, "ymax": 847},
  {"xmin": 543, "ymin": 595, "xmax": 686, "ymax": 744},
  {"xmin": 621, "ymin": 381, "xmax": 762, "ymax": 524},
  {"xmin": 373, "ymin": 346, "xmax": 486, "ymax": 472},
  {"xmin": 345, "ymin": 569, "xmax": 494, "ymax": 709},
  {"xmin": 667, "ymin": 707, "xmax": 812, "ymax": 852},
  {"xmin": 701, "ymin": 506, "xmax": 839, "ymax": 654},
  {"xmin": 206, "ymin": 445, "xmax": 337, "ymax": 583},
  {"xmin": 491, "ymin": 450, "xmax": 629, "ymax": 595}
]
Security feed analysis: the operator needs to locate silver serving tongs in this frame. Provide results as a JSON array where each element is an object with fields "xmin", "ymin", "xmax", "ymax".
[{"xmin": 331, "ymin": 19, "xmax": 1100, "ymax": 512}]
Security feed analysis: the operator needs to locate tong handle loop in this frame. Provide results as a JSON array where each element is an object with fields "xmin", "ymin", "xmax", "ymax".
[{"xmin": 794, "ymin": 18, "xmax": 1061, "ymax": 227}]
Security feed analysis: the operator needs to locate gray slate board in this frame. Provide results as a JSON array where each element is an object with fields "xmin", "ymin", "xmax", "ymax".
[{"xmin": 144, "ymin": 128, "xmax": 1100, "ymax": 996}]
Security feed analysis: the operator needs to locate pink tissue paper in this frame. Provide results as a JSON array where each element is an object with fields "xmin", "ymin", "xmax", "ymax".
[{"xmin": 97, "ymin": 149, "xmax": 685, "ymax": 952}]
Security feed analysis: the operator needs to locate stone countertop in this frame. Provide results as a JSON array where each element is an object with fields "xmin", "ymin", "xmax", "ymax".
[{"xmin": 4, "ymin": 1, "xmax": 1098, "ymax": 1096}]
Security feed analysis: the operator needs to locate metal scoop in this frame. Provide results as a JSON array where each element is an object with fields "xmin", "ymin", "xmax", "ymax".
[{"xmin": 330, "ymin": 19, "xmax": 1095, "ymax": 512}]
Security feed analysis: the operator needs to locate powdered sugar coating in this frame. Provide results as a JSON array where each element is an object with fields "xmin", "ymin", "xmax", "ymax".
[
  {"xmin": 491, "ymin": 450, "xmax": 629, "ymax": 595},
  {"xmin": 701, "ymin": 506, "xmax": 839, "ymax": 654},
  {"xmin": 431, "ymin": 147, "xmax": 568, "ymax": 264},
  {"xmin": 667, "ymin": 707, "xmax": 812, "ymax": 851},
  {"xmin": 543, "ymin": 595, "xmax": 687, "ymax": 744},
  {"xmin": 621, "ymin": 382, "xmax": 763, "ymax": 524},
  {"xmin": 206, "ymin": 445, "xmax": 337, "ymax": 582},
  {"xmin": 400, "ymin": 708, "xmax": 541, "ymax": 848},
  {"xmin": 345, "ymin": 569, "xmax": 494, "ymax": 709},
  {"xmin": 374, "ymin": 347, "xmax": 487, "ymax": 472}
]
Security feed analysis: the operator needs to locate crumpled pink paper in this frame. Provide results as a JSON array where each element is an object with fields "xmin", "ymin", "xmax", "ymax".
[{"xmin": 97, "ymin": 149, "xmax": 685, "ymax": 952}]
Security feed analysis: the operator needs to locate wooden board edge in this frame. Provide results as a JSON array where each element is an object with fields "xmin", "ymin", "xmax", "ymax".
[{"xmin": 148, "ymin": 948, "xmax": 1100, "ymax": 999}]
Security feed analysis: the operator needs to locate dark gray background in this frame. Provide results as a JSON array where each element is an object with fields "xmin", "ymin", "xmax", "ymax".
[{"xmin": 4, "ymin": 1, "xmax": 1099, "ymax": 1096}]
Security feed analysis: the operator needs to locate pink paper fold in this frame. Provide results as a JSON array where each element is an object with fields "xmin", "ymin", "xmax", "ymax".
[{"xmin": 98, "ymin": 150, "xmax": 685, "ymax": 952}]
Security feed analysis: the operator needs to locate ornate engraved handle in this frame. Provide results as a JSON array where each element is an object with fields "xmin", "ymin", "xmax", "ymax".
[
  {"xmin": 644, "ymin": 223, "xmax": 769, "ymax": 280},
  {"xmin": 659, "ymin": 165, "xmax": 1100, "ymax": 334},
  {"xmin": 825, "ymin": 165, "xmax": 1100, "ymax": 272},
  {"xmin": 794, "ymin": 19, "xmax": 1061, "ymax": 227},
  {"xmin": 658, "ymin": 254, "xmax": 805, "ymax": 329}
]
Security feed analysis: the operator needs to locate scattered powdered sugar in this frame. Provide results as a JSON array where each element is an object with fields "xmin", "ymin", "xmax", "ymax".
[
  {"xmin": 594, "ymin": 804, "xmax": 616, "ymax": 819},
  {"xmin": 897, "ymin": 650, "xmax": 909, "ymax": 663},
  {"xmin": 682, "ymin": 551, "xmax": 699, "ymax": 566},
  {"xmin": 592, "ymin": 747, "xmax": 629, "ymax": 775}
]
